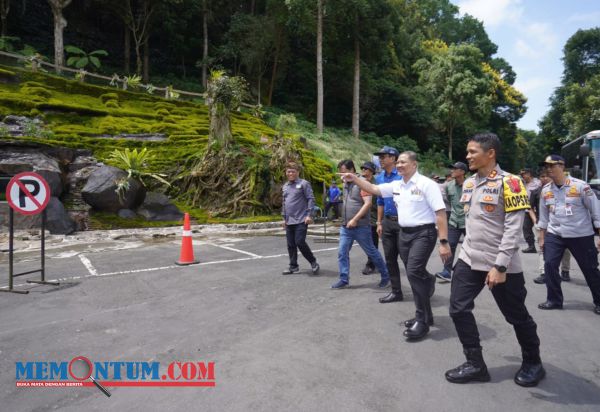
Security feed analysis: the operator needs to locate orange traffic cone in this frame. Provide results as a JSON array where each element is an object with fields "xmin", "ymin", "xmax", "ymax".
[{"xmin": 175, "ymin": 213, "xmax": 199, "ymax": 265}]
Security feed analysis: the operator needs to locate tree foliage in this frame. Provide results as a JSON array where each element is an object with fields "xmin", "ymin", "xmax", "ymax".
[{"xmin": 6, "ymin": 0, "xmax": 532, "ymax": 169}]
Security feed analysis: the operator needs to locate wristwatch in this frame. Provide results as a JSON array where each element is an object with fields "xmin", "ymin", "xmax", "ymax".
[
  {"xmin": 439, "ymin": 239, "xmax": 449, "ymax": 245},
  {"xmin": 493, "ymin": 264, "xmax": 507, "ymax": 273}
]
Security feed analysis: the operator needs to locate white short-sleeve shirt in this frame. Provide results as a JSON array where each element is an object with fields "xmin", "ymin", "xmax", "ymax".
[{"xmin": 379, "ymin": 171, "xmax": 446, "ymax": 226}]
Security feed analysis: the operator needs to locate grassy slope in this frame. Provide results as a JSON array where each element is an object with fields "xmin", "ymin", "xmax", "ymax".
[
  {"xmin": 0, "ymin": 65, "xmax": 449, "ymax": 229},
  {"xmin": 0, "ymin": 65, "xmax": 354, "ymax": 228}
]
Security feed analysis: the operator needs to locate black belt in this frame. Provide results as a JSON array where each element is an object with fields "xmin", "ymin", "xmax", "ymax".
[
  {"xmin": 401, "ymin": 223, "xmax": 435, "ymax": 233},
  {"xmin": 384, "ymin": 215, "xmax": 398, "ymax": 221}
]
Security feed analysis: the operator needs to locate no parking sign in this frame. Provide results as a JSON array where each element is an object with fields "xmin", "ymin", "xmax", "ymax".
[{"xmin": 6, "ymin": 172, "xmax": 51, "ymax": 215}]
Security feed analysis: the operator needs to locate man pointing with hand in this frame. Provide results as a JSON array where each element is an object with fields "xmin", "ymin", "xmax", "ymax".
[{"xmin": 339, "ymin": 150, "xmax": 450, "ymax": 341}]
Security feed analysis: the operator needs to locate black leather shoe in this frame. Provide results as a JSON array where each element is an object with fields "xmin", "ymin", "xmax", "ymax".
[
  {"xmin": 404, "ymin": 318, "xmax": 434, "ymax": 328},
  {"xmin": 403, "ymin": 321, "xmax": 429, "ymax": 340},
  {"xmin": 445, "ymin": 348, "xmax": 490, "ymax": 383},
  {"xmin": 522, "ymin": 246, "xmax": 537, "ymax": 253},
  {"xmin": 560, "ymin": 271, "xmax": 570, "ymax": 281},
  {"xmin": 594, "ymin": 305, "xmax": 600, "ymax": 315},
  {"xmin": 533, "ymin": 274, "xmax": 546, "ymax": 284},
  {"xmin": 379, "ymin": 292, "xmax": 403, "ymax": 303},
  {"xmin": 538, "ymin": 301, "xmax": 563, "ymax": 310},
  {"xmin": 361, "ymin": 265, "xmax": 374, "ymax": 275},
  {"xmin": 514, "ymin": 363, "xmax": 545, "ymax": 387}
]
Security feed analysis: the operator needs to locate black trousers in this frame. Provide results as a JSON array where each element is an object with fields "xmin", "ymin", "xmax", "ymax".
[
  {"xmin": 523, "ymin": 213, "xmax": 535, "ymax": 248},
  {"xmin": 381, "ymin": 216, "xmax": 402, "ymax": 293},
  {"xmin": 544, "ymin": 233, "xmax": 600, "ymax": 306},
  {"xmin": 365, "ymin": 225, "xmax": 379, "ymax": 269},
  {"xmin": 443, "ymin": 225, "xmax": 466, "ymax": 273},
  {"xmin": 399, "ymin": 225, "xmax": 437, "ymax": 324},
  {"xmin": 449, "ymin": 259, "xmax": 541, "ymax": 363},
  {"xmin": 286, "ymin": 223, "xmax": 316, "ymax": 268},
  {"xmin": 324, "ymin": 202, "xmax": 339, "ymax": 219}
]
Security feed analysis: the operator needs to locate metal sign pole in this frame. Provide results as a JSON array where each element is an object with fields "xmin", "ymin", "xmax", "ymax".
[
  {"xmin": 1, "ymin": 208, "xmax": 28, "ymax": 294},
  {"xmin": 27, "ymin": 209, "xmax": 59, "ymax": 287}
]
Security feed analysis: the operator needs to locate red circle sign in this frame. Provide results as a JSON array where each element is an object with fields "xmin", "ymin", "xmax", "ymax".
[{"xmin": 6, "ymin": 172, "xmax": 51, "ymax": 215}]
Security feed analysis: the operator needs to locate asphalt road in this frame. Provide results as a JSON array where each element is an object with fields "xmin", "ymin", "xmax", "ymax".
[{"xmin": 1, "ymin": 229, "xmax": 599, "ymax": 412}]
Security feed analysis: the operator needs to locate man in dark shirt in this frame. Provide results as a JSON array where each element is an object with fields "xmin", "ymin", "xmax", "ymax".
[
  {"xmin": 281, "ymin": 162, "xmax": 320, "ymax": 275},
  {"xmin": 360, "ymin": 161, "xmax": 380, "ymax": 275},
  {"xmin": 331, "ymin": 160, "xmax": 390, "ymax": 289}
]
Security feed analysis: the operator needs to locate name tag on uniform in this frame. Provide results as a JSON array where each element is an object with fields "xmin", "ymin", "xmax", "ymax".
[
  {"xmin": 296, "ymin": 184, "xmax": 302, "ymax": 189},
  {"xmin": 565, "ymin": 205, "xmax": 573, "ymax": 216}
]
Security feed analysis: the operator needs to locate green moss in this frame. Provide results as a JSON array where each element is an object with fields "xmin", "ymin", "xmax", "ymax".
[
  {"xmin": 104, "ymin": 100, "xmax": 120, "ymax": 108},
  {"xmin": 21, "ymin": 86, "xmax": 52, "ymax": 99},
  {"xmin": 0, "ymin": 67, "xmax": 16, "ymax": 77},
  {"xmin": 0, "ymin": 64, "xmax": 340, "ymax": 227},
  {"xmin": 88, "ymin": 211, "xmax": 182, "ymax": 230}
]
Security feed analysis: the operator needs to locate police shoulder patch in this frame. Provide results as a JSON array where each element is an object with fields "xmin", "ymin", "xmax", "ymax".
[{"xmin": 503, "ymin": 174, "xmax": 530, "ymax": 212}]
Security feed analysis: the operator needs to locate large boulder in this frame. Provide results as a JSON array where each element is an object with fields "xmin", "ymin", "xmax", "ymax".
[
  {"xmin": 136, "ymin": 192, "xmax": 183, "ymax": 221},
  {"xmin": 0, "ymin": 148, "xmax": 63, "ymax": 197},
  {"xmin": 0, "ymin": 197, "xmax": 75, "ymax": 234},
  {"xmin": 82, "ymin": 165, "xmax": 146, "ymax": 212},
  {"xmin": 45, "ymin": 197, "xmax": 77, "ymax": 234}
]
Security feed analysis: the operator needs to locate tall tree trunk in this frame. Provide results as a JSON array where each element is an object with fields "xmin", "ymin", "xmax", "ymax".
[
  {"xmin": 48, "ymin": 0, "xmax": 72, "ymax": 74},
  {"xmin": 124, "ymin": 25, "xmax": 131, "ymax": 74},
  {"xmin": 448, "ymin": 126, "xmax": 454, "ymax": 161},
  {"xmin": 134, "ymin": 41, "xmax": 142, "ymax": 76},
  {"xmin": 352, "ymin": 35, "xmax": 360, "ymax": 140},
  {"xmin": 257, "ymin": 69, "xmax": 261, "ymax": 105},
  {"xmin": 268, "ymin": 25, "xmax": 282, "ymax": 106},
  {"xmin": 202, "ymin": 0, "xmax": 208, "ymax": 90},
  {"xmin": 143, "ymin": 37, "xmax": 149, "ymax": 83},
  {"xmin": 0, "ymin": 0, "xmax": 10, "ymax": 37},
  {"xmin": 316, "ymin": 0, "xmax": 324, "ymax": 134}
]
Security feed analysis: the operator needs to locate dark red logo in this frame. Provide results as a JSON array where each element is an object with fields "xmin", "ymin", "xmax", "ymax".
[{"xmin": 507, "ymin": 177, "xmax": 522, "ymax": 194}]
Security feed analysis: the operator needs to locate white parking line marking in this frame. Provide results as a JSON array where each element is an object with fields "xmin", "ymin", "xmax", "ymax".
[
  {"xmin": 79, "ymin": 255, "xmax": 98, "ymax": 276},
  {"xmin": 208, "ymin": 243, "xmax": 262, "ymax": 258},
  {"xmin": 0, "ymin": 246, "xmax": 340, "ymax": 289}
]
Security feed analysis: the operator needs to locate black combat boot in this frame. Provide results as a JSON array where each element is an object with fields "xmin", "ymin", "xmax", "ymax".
[
  {"xmin": 445, "ymin": 347, "xmax": 491, "ymax": 383},
  {"xmin": 514, "ymin": 350, "xmax": 545, "ymax": 387}
]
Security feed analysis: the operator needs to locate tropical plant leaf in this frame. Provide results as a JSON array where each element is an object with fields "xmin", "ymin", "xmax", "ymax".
[
  {"xmin": 66, "ymin": 56, "xmax": 79, "ymax": 67},
  {"xmin": 89, "ymin": 56, "xmax": 101, "ymax": 68},
  {"xmin": 75, "ymin": 57, "xmax": 89, "ymax": 68},
  {"xmin": 90, "ymin": 49, "xmax": 108, "ymax": 56},
  {"xmin": 65, "ymin": 45, "xmax": 85, "ymax": 55}
]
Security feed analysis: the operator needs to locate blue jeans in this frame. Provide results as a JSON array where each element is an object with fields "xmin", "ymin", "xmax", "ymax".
[{"xmin": 338, "ymin": 225, "xmax": 389, "ymax": 283}]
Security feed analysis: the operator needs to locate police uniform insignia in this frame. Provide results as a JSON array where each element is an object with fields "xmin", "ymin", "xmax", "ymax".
[
  {"xmin": 584, "ymin": 185, "xmax": 594, "ymax": 196},
  {"xmin": 488, "ymin": 170, "xmax": 498, "ymax": 179},
  {"xmin": 482, "ymin": 195, "xmax": 494, "ymax": 202},
  {"xmin": 503, "ymin": 175, "xmax": 529, "ymax": 212},
  {"xmin": 567, "ymin": 186, "xmax": 580, "ymax": 197},
  {"xmin": 484, "ymin": 204, "xmax": 496, "ymax": 213},
  {"xmin": 465, "ymin": 181, "xmax": 474, "ymax": 189},
  {"xmin": 544, "ymin": 191, "xmax": 554, "ymax": 199},
  {"xmin": 486, "ymin": 181, "xmax": 497, "ymax": 188}
]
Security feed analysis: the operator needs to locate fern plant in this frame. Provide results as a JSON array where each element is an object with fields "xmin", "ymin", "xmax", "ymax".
[{"xmin": 107, "ymin": 148, "xmax": 170, "ymax": 187}]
